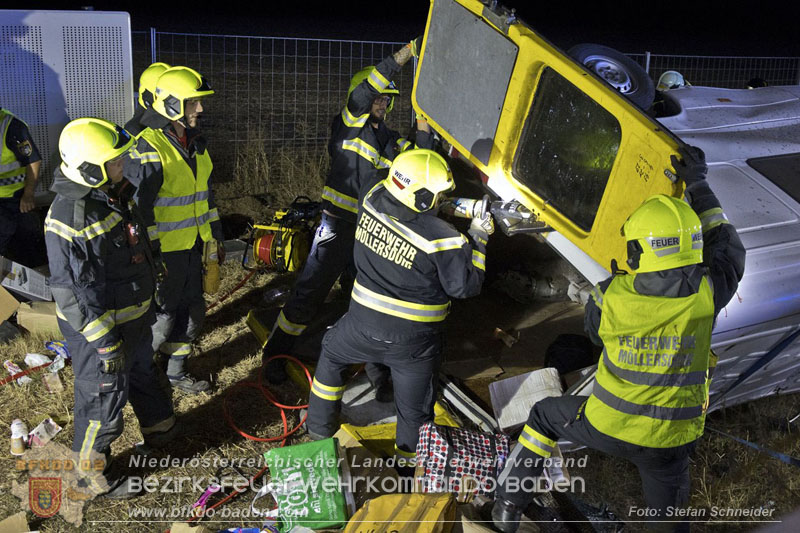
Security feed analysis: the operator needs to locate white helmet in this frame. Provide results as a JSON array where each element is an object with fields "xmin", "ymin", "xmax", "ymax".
[{"xmin": 657, "ymin": 70, "xmax": 688, "ymax": 91}]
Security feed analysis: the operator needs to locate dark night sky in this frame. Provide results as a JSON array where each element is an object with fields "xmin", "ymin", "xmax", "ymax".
[{"xmin": 20, "ymin": 1, "xmax": 800, "ymax": 56}]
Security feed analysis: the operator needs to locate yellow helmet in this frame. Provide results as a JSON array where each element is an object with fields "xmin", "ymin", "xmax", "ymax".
[
  {"xmin": 622, "ymin": 194, "xmax": 703, "ymax": 273},
  {"xmin": 59, "ymin": 118, "xmax": 134, "ymax": 188},
  {"xmin": 152, "ymin": 66, "xmax": 214, "ymax": 121},
  {"xmin": 138, "ymin": 62, "xmax": 171, "ymax": 108},
  {"xmin": 384, "ymin": 149, "xmax": 455, "ymax": 213},
  {"xmin": 347, "ymin": 66, "xmax": 400, "ymax": 113}
]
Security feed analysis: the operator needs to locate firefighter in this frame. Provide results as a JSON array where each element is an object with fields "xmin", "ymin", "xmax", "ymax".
[
  {"xmin": 45, "ymin": 118, "xmax": 177, "ymax": 498},
  {"xmin": 306, "ymin": 149, "xmax": 492, "ymax": 463},
  {"xmin": 0, "ymin": 106, "xmax": 41, "ymax": 259},
  {"xmin": 126, "ymin": 66, "xmax": 223, "ymax": 393},
  {"xmin": 263, "ymin": 38, "xmax": 431, "ymax": 396},
  {"xmin": 491, "ymin": 147, "xmax": 746, "ymax": 533},
  {"xmin": 125, "ymin": 61, "xmax": 171, "ymax": 136}
]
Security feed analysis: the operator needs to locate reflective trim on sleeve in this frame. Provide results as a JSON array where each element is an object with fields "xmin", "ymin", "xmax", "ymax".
[
  {"xmin": 341, "ymin": 106, "xmax": 368, "ymax": 128},
  {"xmin": 45, "ymin": 215, "xmax": 78, "ymax": 241},
  {"xmin": 82, "ymin": 213, "xmax": 123, "ymax": 241},
  {"xmin": 352, "ymin": 280, "xmax": 449, "ymax": 322},
  {"xmin": 130, "ymin": 147, "xmax": 161, "ymax": 164},
  {"xmin": 322, "ymin": 186, "xmax": 359, "ymax": 214},
  {"xmin": 591, "ymin": 284, "xmax": 605, "ymax": 309},
  {"xmin": 208, "ymin": 208, "xmax": 220, "ymax": 223},
  {"xmin": 80, "ymin": 311, "xmax": 115, "ymax": 343},
  {"xmin": 592, "ymin": 382, "xmax": 703, "ymax": 420},
  {"xmin": 276, "ymin": 310, "xmax": 306, "ymax": 336},
  {"xmin": 396, "ymin": 138, "xmax": 412, "ymax": 152},
  {"xmin": 602, "ymin": 348, "xmax": 708, "ymax": 387},
  {"xmin": 472, "ymin": 249, "xmax": 486, "ymax": 270},
  {"xmin": 699, "ymin": 207, "xmax": 729, "ymax": 232},
  {"xmin": 342, "ymin": 138, "xmax": 382, "ymax": 167},
  {"xmin": 368, "ymin": 69, "xmax": 390, "ymax": 91},
  {"xmin": 115, "ymin": 298, "xmax": 151, "ymax": 325},
  {"xmin": 311, "ymin": 377, "xmax": 346, "ymax": 401},
  {"xmin": 147, "ymin": 225, "xmax": 159, "ymax": 240},
  {"xmin": 518, "ymin": 425, "xmax": 556, "ymax": 458},
  {"xmin": 376, "ymin": 156, "xmax": 392, "ymax": 169},
  {"xmin": 431, "ymin": 235, "xmax": 467, "ymax": 252}
]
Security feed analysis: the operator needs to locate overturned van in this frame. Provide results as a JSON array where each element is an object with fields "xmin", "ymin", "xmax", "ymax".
[{"xmin": 413, "ymin": 0, "xmax": 800, "ymax": 409}]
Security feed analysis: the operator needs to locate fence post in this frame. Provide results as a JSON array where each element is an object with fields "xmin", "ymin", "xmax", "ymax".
[
  {"xmin": 644, "ymin": 51, "xmax": 651, "ymax": 74},
  {"xmin": 150, "ymin": 27, "xmax": 156, "ymax": 63}
]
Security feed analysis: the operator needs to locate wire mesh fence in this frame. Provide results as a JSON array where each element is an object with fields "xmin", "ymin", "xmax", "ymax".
[{"xmin": 131, "ymin": 30, "xmax": 800, "ymax": 187}]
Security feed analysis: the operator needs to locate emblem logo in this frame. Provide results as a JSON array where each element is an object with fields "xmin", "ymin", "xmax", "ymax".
[{"xmin": 29, "ymin": 477, "xmax": 61, "ymax": 518}]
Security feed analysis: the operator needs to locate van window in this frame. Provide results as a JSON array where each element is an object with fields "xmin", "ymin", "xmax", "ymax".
[
  {"xmin": 748, "ymin": 153, "xmax": 800, "ymax": 205},
  {"xmin": 513, "ymin": 67, "xmax": 621, "ymax": 231}
]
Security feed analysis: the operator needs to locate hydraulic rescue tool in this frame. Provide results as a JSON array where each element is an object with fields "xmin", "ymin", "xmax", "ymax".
[{"xmin": 439, "ymin": 195, "xmax": 552, "ymax": 236}]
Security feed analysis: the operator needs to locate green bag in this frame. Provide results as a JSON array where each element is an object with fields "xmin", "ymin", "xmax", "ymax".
[{"xmin": 263, "ymin": 438, "xmax": 349, "ymax": 532}]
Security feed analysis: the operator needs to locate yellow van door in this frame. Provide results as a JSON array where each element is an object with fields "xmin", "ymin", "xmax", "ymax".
[{"xmin": 413, "ymin": 0, "xmax": 686, "ymax": 274}]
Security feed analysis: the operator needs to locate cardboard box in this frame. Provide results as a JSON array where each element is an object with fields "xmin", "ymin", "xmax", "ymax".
[
  {"xmin": 0, "ymin": 285, "xmax": 20, "ymax": 322},
  {"xmin": 489, "ymin": 368, "xmax": 563, "ymax": 432},
  {"xmin": 16, "ymin": 301, "xmax": 61, "ymax": 337},
  {"xmin": 0, "ymin": 255, "xmax": 52, "ymax": 301}
]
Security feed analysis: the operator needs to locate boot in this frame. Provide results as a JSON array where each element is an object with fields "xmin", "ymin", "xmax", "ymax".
[
  {"xmin": 142, "ymin": 417, "xmax": 183, "ymax": 449},
  {"xmin": 76, "ymin": 451, "xmax": 141, "ymax": 500},
  {"xmin": 166, "ymin": 356, "xmax": 210, "ymax": 393},
  {"xmin": 261, "ymin": 328, "xmax": 296, "ymax": 385},
  {"xmin": 298, "ymin": 408, "xmax": 332, "ymax": 441},
  {"xmin": 491, "ymin": 497, "xmax": 524, "ymax": 533}
]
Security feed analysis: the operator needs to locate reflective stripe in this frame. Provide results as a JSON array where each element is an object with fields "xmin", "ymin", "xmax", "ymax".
[
  {"xmin": 699, "ymin": 208, "xmax": 729, "ymax": 232},
  {"xmin": 431, "ymin": 236, "xmax": 467, "ymax": 251},
  {"xmin": 472, "ymin": 249, "xmax": 486, "ymax": 270},
  {"xmin": 591, "ymin": 285, "xmax": 605, "ymax": 308},
  {"xmin": 602, "ymin": 348, "xmax": 708, "ymax": 387},
  {"xmin": 45, "ymin": 212, "xmax": 122, "ymax": 242},
  {"xmin": 322, "ymin": 186, "xmax": 359, "ymax": 214},
  {"xmin": 147, "ymin": 225, "xmax": 159, "ymax": 240},
  {"xmin": 83, "ymin": 213, "xmax": 123, "ymax": 240},
  {"xmin": 311, "ymin": 377, "xmax": 346, "ymax": 401},
  {"xmin": 0, "ymin": 174, "xmax": 24, "ymax": 186},
  {"xmin": 156, "ymin": 211, "xmax": 212, "ymax": 233},
  {"xmin": 208, "ymin": 208, "xmax": 220, "ymax": 223},
  {"xmin": 518, "ymin": 425, "xmax": 555, "ymax": 458},
  {"xmin": 376, "ymin": 156, "xmax": 392, "ymax": 169},
  {"xmin": 368, "ymin": 69, "xmax": 390, "ymax": 91},
  {"xmin": 162, "ymin": 342, "xmax": 192, "ymax": 357},
  {"xmin": 646, "ymin": 237, "xmax": 681, "ymax": 257},
  {"xmin": 79, "ymin": 420, "xmax": 101, "ymax": 462},
  {"xmin": 131, "ymin": 147, "xmax": 161, "ymax": 163},
  {"xmin": 394, "ymin": 444, "xmax": 416, "ymax": 458},
  {"xmin": 276, "ymin": 310, "xmax": 306, "ymax": 336},
  {"xmin": 593, "ymin": 381, "xmax": 703, "ymax": 421},
  {"xmin": 154, "ymin": 190, "xmax": 209, "ymax": 207},
  {"xmin": 396, "ymin": 138, "xmax": 411, "ymax": 151},
  {"xmin": 341, "ymin": 106, "xmax": 368, "ymax": 128},
  {"xmin": 342, "ymin": 137, "xmax": 383, "ymax": 167},
  {"xmin": 115, "ymin": 298, "xmax": 151, "ymax": 325},
  {"xmin": 352, "ymin": 280, "xmax": 449, "ymax": 322},
  {"xmin": 473, "ymin": 234, "xmax": 487, "ymax": 246},
  {"xmin": 80, "ymin": 311, "xmax": 115, "ymax": 343},
  {"xmin": 363, "ymin": 187, "xmax": 445, "ymax": 255}
]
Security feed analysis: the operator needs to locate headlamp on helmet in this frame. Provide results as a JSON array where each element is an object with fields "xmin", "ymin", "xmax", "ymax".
[{"xmin": 59, "ymin": 118, "xmax": 134, "ymax": 188}]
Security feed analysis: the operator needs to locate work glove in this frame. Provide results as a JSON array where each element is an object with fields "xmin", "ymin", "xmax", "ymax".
[
  {"xmin": 409, "ymin": 35, "xmax": 423, "ymax": 58},
  {"xmin": 468, "ymin": 212, "xmax": 494, "ymax": 245},
  {"xmin": 98, "ymin": 341, "xmax": 125, "ymax": 374},
  {"xmin": 670, "ymin": 145, "xmax": 707, "ymax": 186}
]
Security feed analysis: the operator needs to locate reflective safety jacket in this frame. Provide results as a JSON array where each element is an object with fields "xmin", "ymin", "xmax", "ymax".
[
  {"xmin": 585, "ymin": 273, "xmax": 714, "ymax": 448},
  {"xmin": 584, "ymin": 180, "xmax": 746, "ymax": 448},
  {"xmin": 44, "ymin": 169, "xmax": 154, "ymax": 352},
  {"xmin": 323, "ymin": 55, "xmax": 432, "ymax": 221},
  {"xmin": 0, "ymin": 109, "xmax": 40, "ymax": 198},
  {"xmin": 348, "ymin": 183, "xmax": 486, "ymax": 340},
  {"xmin": 126, "ymin": 111, "xmax": 223, "ymax": 253}
]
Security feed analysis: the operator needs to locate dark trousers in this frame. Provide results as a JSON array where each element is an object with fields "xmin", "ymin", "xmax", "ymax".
[
  {"xmin": 152, "ymin": 246, "xmax": 205, "ymax": 362},
  {"xmin": 498, "ymin": 396, "xmax": 694, "ymax": 531},
  {"xmin": 307, "ymin": 314, "xmax": 441, "ymax": 455},
  {"xmin": 62, "ymin": 308, "xmax": 174, "ymax": 457}
]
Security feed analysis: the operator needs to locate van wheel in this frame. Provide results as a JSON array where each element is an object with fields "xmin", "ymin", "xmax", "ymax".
[{"xmin": 568, "ymin": 43, "xmax": 655, "ymax": 109}]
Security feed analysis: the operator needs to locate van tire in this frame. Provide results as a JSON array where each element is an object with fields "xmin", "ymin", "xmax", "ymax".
[{"xmin": 568, "ymin": 43, "xmax": 656, "ymax": 109}]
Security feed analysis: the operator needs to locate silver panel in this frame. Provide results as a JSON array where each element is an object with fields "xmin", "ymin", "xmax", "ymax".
[
  {"xmin": 416, "ymin": 0, "xmax": 518, "ymax": 165},
  {"xmin": 0, "ymin": 10, "xmax": 133, "ymax": 190}
]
